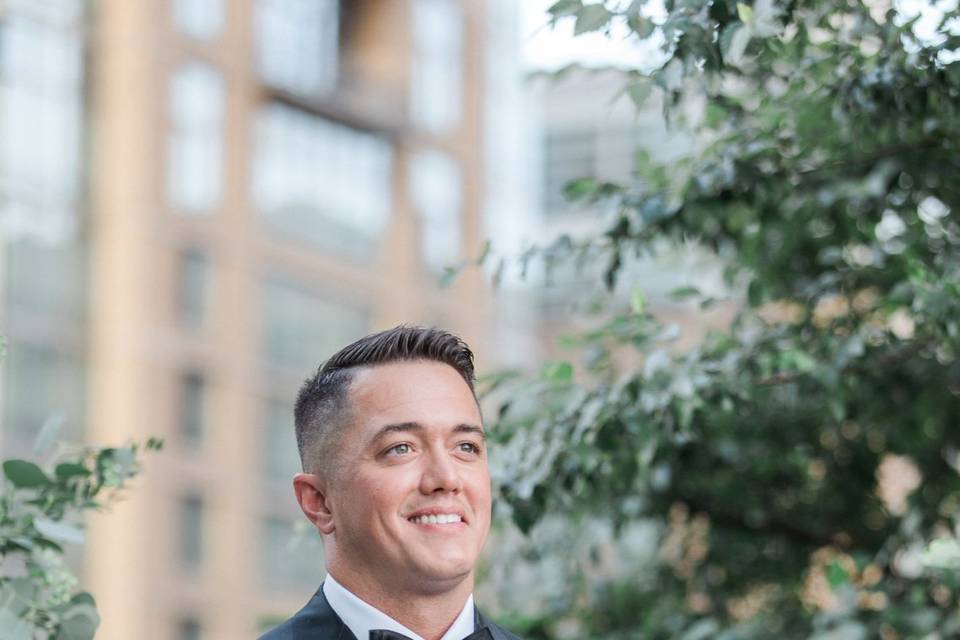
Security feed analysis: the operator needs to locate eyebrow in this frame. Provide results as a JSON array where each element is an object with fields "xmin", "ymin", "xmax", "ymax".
[{"xmin": 370, "ymin": 421, "xmax": 486, "ymax": 444}]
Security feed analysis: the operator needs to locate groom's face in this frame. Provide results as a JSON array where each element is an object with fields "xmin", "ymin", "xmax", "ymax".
[{"xmin": 325, "ymin": 360, "xmax": 492, "ymax": 592}]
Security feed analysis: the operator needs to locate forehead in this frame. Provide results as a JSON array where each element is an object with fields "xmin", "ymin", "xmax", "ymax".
[{"xmin": 346, "ymin": 360, "xmax": 481, "ymax": 433}]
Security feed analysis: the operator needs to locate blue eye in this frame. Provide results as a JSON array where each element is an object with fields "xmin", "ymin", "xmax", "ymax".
[
  {"xmin": 387, "ymin": 443, "xmax": 412, "ymax": 456},
  {"xmin": 458, "ymin": 442, "xmax": 480, "ymax": 454}
]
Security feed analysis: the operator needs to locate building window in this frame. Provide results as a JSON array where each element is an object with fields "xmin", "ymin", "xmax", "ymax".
[
  {"xmin": 167, "ymin": 62, "xmax": 224, "ymax": 213},
  {"xmin": 179, "ymin": 494, "xmax": 204, "ymax": 570},
  {"xmin": 172, "ymin": 0, "xmax": 223, "ymax": 40},
  {"xmin": 179, "ymin": 372, "xmax": 205, "ymax": 449},
  {"xmin": 264, "ymin": 400, "xmax": 300, "ymax": 484},
  {"xmin": 0, "ymin": 6, "xmax": 84, "ymax": 241},
  {"xmin": 261, "ymin": 277, "xmax": 369, "ymax": 371},
  {"xmin": 1, "ymin": 342, "xmax": 85, "ymax": 454},
  {"xmin": 177, "ymin": 249, "xmax": 209, "ymax": 328},
  {"xmin": 410, "ymin": 0, "xmax": 463, "ymax": 133},
  {"xmin": 177, "ymin": 618, "xmax": 202, "ymax": 640},
  {"xmin": 254, "ymin": 0, "xmax": 339, "ymax": 95},
  {"xmin": 252, "ymin": 103, "xmax": 392, "ymax": 257},
  {"xmin": 542, "ymin": 129, "xmax": 596, "ymax": 214},
  {"xmin": 260, "ymin": 516, "xmax": 322, "ymax": 587},
  {"xmin": 409, "ymin": 150, "xmax": 461, "ymax": 273}
]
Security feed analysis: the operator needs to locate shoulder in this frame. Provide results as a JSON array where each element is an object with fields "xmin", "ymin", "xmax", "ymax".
[
  {"xmin": 486, "ymin": 620, "xmax": 523, "ymax": 640},
  {"xmin": 258, "ymin": 585, "xmax": 355, "ymax": 640},
  {"xmin": 477, "ymin": 609, "xmax": 523, "ymax": 640}
]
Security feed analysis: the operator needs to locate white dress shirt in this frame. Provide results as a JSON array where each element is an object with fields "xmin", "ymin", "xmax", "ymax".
[{"xmin": 323, "ymin": 573, "xmax": 476, "ymax": 640}]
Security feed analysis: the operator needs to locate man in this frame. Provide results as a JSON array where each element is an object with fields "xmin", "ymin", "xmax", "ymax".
[{"xmin": 259, "ymin": 326, "xmax": 520, "ymax": 640}]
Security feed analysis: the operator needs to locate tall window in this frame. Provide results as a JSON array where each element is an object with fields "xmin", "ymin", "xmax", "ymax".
[
  {"xmin": 177, "ymin": 618, "xmax": 202, "ymax": 640},
  {"xmin": 542, "ymin": 130, "xmax": 596, "ymax": 214},
  {"xmin": 263, "ymin": 400, "xmax": 300, "ymax": 484},
  {"xmin": 0, "ymin": 3, "xmax": 84, "ymax": 241},
  {"xmin": 167, "ymin": 62, "xmax": 224, "ymax": 213},
  {"xmin": 261, "ymin": 277, "xmax": 369, "ymax": 371},
  {"xmin": 410, "ymin": 0, "xmax": 463, "ymax": 133},
  {"xmin": 179, "ymin": 372, "xmax": 205, "ymax": 449},
  {"xmin": 252, "ymin": 104, "xmax": 392, "ymax": 256},
  {"xmin": 1, "ymin": 342, "xmax": 84, "ymax": 453},
  {"xmin": 409, "ymin": 150, "xmax": 461, "ymax": 273},
  {"xmin": 255, "ymin": 0, "xmax": 338, "ymax": 95},
  {"xmin": 177, "ymin": 249, "xmax": 210, "ymax": 328},
  {"xmin": 260, "ymin": 516, "xmax": 323, "ymax": 587},
  {"xmin": 172, "ymin": 0, "xmax": 223, "ymax": 40},
  {"xmin": 179, "ymin": 494, "xmax": 204, "ymax": 571}
]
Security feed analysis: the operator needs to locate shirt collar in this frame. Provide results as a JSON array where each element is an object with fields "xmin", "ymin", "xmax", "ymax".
[{"xmin": 323, "ymin": 573, "xmax": 476, "ymax": 640}]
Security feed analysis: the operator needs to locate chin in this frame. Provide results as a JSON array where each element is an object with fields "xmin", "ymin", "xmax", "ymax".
[{"xmin": 408, "ymin": 557, "xmax": 475, "ymax": 590}]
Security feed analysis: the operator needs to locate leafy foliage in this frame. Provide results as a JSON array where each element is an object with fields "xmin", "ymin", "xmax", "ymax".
[
  {"xmin": 491, "ymin": 0, "xmax": 960, "ymax": 637},
  {"xmin": 0, "ymin": 426, "xmax": 161, "ymax": 640}
]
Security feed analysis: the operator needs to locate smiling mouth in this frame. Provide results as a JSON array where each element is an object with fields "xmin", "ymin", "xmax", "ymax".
[{"xmin": 408, "ymin": 514, "xmax": 464, "ymax": 525}]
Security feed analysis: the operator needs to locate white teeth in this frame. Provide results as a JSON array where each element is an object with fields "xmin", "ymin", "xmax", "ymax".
[{"xmin": 410, "ymin": 514, "xmax": 462, "ymax": 525}]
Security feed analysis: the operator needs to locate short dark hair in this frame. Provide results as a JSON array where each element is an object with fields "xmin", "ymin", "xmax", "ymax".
[{"xmin": 294, "ymin": 326, "xmax": 476, "ymax": 477}]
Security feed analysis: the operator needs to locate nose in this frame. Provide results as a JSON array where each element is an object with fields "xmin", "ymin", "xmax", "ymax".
[{"xmin": 419, "ymin": 446, "xmax": 463, "ymax": 495}]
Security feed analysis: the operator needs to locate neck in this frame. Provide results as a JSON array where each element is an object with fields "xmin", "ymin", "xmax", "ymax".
[{"xmin": 327, "ymin": 565, "xmax": 473, "ymax": 640}]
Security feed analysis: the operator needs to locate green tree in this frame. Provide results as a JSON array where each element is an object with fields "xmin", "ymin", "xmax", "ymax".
[
  {"xmin": 0, "ymin": 417, "xmax": 161, "ymax": 640},
  {"xmin": 489, "ymin": 0, "xmax": 960, "ymax": 637}
]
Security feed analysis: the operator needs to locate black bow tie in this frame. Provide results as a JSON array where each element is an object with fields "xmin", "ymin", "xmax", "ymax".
[{"xmin": 369, "ymin": 627, "xmax": 493, "ymax": 640}]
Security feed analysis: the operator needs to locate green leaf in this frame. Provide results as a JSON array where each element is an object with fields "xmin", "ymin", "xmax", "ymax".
[
  {"xmin": 574, "ymin": 4, "xmax": 613, "ymax": 35},
  {"xmin": 55, "ymin": 462, "xmax": 90, "ymax": 481},
  {"xmin": 627, "ymin": 14, "xmax": 656, "ymax": 38},
  {"xmin": 625, "ymin": 81, "xmax": 653, "ymax": 109},
  {"xmin": 669, "ymin": 286, "xmax": 701, "ymax": 301},
  {"xmin": 439, "ymin": 266, "xmax": 461, "ymax": 288},
  {"xmin": 55, "ymin": 593, "xmax": 100, "ymax": 640},
  {"xmin": 542, "ymin": 361, "xmax": 574, "ymax": 382},
  {"xmin": 547, "ymin": 0, "xmax": 582, "ymax": 19},
  {"xmin": 564, "ymin": 177, "xmax": 596, "ymax": 201},
  {"xmin": 33, "ymin": 413, "xmax": 65, "ymax": 455},
  {"xmin": 34, "ymin": 518, "xmax": 85, "ymax": 545},
  {"xmin": 720, "ymin": 22, "xmax": 752, "ymax": 66},
  {"xmin": 736, "ymin": 2, "xmax": 753, "ymax": 23},
  {"xmin": 747, "ymin": 279, "xmax": 764, "ymax": 307},
  {"xmin": 826, "ymin": 560, "xmax": 848, "ymax": 588},
  {"xmin": 631, "ymin": 288, "xmax": 647, "ymax": 314},
  {"xmin": 3, "ymin": 459, "xmax": 51, "ymax": 488}
]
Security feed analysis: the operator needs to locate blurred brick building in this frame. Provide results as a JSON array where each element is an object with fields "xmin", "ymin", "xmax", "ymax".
[{"xmin": 0, "ymin": 0, "xmax": 520, "ymax": 637}]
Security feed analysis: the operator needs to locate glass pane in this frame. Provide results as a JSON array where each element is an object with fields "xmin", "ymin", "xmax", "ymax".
[
  {"xmin": 410, "ymin": 0, "xmax": 462, "ymax": 132},
  {"xmin": 3, "ymin": 239, "xmax": 85, "ymax": 322},
  {"xmin": 263, "ymin": 400, "xmax": 300, "ymax": 484},
  {"xmin": 178, "ymin": 250, "xmax": 209, "ymax": 328},
  {"xmin": 255, "ymin": 0, "xmax": 338, "ymax": 95},
  {"xmin": 409, "ymin": 150, "xmax": 461, "ymax": 273},
  {"xmin": 0, "ymin": 10, "xmax": 83, "ymax": 241},
  {"xmin": 167, "ymin": 62, "xmax": 224, "ymax": 213},
  {"xmin": 261, "ymin": 277, "xmax": 370, "ymax": 371},
  {"xmin": 543, "ymin": 130, "xmax": 596, "ymax": 213},
  {"xmin": 252, "ymin": 103, "xmax": 392, "ymax": 256},
  {"xmin": 260, "ymin": 516, "xmax": 323, "ymax": 587},
  {"xmin": 172, "ymin": 0, "xmax": 223, "ymax": 40},
  {"xmin": 179, "ymin": 372, "xmax": 205, "ymax": 449},
  {"xmin": 179, "ymin": 495, "xmax": 204, "ymax": 570},
  {"xmin": 1, "ymin": 341, "xmax": 85, "ymax": 454},
  {"xmin": 177, "ymin": 618, "xmax": 202, "ymax": 640}
]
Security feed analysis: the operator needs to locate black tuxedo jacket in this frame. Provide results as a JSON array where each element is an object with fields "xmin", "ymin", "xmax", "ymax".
[{"xmin": 258, "ymin": 585, "xmax": 520, "ymax": 640}]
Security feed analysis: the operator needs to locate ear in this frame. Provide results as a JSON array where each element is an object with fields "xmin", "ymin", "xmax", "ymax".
[{"xmin": 293, "ymin": 472, "xmax": 336, "ymax": 535}]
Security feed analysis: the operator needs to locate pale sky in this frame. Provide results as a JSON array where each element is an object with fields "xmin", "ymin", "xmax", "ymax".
[
  {"xmin": 521, "ymin": 0, "xmax": 959, "ymax": 71},
  {"xmin": 521, "ymin": 0, "xmax": 667, "ymax": 72}
]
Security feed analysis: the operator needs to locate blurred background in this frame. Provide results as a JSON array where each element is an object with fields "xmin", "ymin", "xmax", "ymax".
[
  {"xmin": 5, "ymin": 0, "xmax": 958, "ymax": 639},
  {"xmin": 0, "ymin": 0, "xmax": 710, "ymax": 638}
]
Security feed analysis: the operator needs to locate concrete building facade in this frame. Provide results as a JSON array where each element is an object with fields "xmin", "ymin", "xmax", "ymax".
[{"xmin": 0, "ymin": 1, "xmax": 499, "ymax": 638}]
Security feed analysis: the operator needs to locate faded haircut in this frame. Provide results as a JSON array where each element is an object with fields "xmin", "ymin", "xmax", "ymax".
[{"xmin": 294, "ymin": 326, "xmax": 477, "ymax": 478}]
